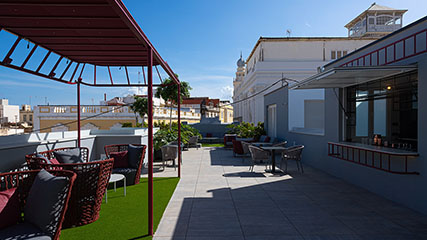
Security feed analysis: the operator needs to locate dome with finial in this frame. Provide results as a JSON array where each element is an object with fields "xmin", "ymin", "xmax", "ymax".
[{"xmin": 237, "ymin": 52, "xmax": 245, "ymax": 68}]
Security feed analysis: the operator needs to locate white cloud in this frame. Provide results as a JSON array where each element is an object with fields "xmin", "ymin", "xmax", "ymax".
[
  {"xmin": 305, "ymin": 22, "xmax": 312, "ymax": 28},
  {"xmin": 221, "ymin": 86, "xmax": 233, "ymax": 101},
  {"xmin": 125, "ymin": 87, "xmax": 147, "ymax": 96}
]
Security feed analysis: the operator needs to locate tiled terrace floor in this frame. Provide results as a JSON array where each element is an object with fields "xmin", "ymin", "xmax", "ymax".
[{"xmin": 150, "ymin": 147, "xmax": 427, "ymax": 240}]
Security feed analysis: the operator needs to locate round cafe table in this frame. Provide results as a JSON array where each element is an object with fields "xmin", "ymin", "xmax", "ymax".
[
  {"xmin": 261, "ymin": 146, "xmax": 286, "ymax": 173},
  {"xmin": 105, "ymin": 173, "xmax": 126, "ymax": 203}
]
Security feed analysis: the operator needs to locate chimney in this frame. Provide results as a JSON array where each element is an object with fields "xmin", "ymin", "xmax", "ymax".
[{"xmin": 104, "ymin": 93, "xmax": 107, "ymax": 101}]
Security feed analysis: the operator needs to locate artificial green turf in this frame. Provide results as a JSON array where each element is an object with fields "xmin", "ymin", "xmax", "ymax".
[
  {"xmin": 60, "ymin": 177, "xmax": 179, "ymax": 240},
  {"xmin": 201, "ymin": 143, "xmax": 224, "ymax": 147}
]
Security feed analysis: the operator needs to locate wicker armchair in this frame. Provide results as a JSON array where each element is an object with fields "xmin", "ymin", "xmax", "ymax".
[
  {"xmin": 248, "ymin": 145, "xmax": 271, "ymax": 172},
  {"xmin": 187, "ymin": 136, "xmax": 201, "ymax": 149},
  {"xmin": 161, "ymin": 145, "xmax": 178, "ymax": 170},
  {"xmin": 280, "ymin": 145, "xmax": 305, "ymax": 173},
  {"xmin": 25, "ymin": 148, "xmax": 114, "ymax": 227},
  {"xmin": 272, "ymin": 141, "xmax": 287, "ymax": 147},
  {"xmin": 0, "ymin": 170, "xmax": 76, "ymax": 240},
  {"xmin": 104, "ymin": 144, "xmax": 147, "ymax": 185}
]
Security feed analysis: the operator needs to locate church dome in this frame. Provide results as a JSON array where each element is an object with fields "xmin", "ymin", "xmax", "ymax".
[{"xmin": 237, "ymin": 53, "xmax": 245, "ymax": 67}]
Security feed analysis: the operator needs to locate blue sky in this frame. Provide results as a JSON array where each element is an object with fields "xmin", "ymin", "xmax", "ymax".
[{"xmin": 0, "ymin": 0, "xmax": 426, "ymax": 106}]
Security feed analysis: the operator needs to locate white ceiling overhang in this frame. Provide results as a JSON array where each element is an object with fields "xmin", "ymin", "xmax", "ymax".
[{"xmin": 290, "ymin": 65, "xmax": 417, "ymax": 89}]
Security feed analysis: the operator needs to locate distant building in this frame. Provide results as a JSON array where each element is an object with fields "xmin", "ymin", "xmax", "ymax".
[
  {"xmin": 233, "ymin": 3, "xmax": 406, "ymax": 125},
  {"xmin": 20, "ymin": 104, "xmax": 33, "ymax": 126},
  {"xmin": 0, "ymin": 99, "xmax": 20, "ymax": 124},
  {"xmin": 34, "ymin": 95, "xmax": 201, "ymax": 133},
  {"xmin": 182, "ymin": 97, "xmax": 233, "ymax": 124},
  {"xmin": 219, "ymin": 100, "xmax": 233, "ymax": 124}
]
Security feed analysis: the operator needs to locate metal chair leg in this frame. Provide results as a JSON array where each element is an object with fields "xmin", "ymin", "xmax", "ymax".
[{"xmin": 299, "ymin": 161, "xmax": 304, "ymax": 173}]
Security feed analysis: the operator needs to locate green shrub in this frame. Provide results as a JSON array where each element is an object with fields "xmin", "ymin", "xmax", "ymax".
[
  {"xmin": 122, "ymin": 122, "xmax": 133, "ymax": 128},
  {"xmin": 227, "ymin": 122, "xmax": 266, "ymax": 140},
  {"xmin": 153, "ymin": 123, "xmax": 201, "ymax": 150}
]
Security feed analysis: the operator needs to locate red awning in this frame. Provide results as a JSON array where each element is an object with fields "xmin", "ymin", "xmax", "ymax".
[{"xmin": 0, "ymin": 0, "xmax": 177, "ymax": 82}]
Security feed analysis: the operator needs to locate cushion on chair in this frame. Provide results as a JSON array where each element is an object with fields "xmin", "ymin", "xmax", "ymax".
[
  {"xmin": 53, "ymin": 148, "xmax": 83, "ymax": 164},
  {"xmin": 0, "ymin": 188, "xmax": 20, "ymax": 229},
  {"xmin": 35, "ymin": 154, "xmax": 50, "ymax": 164},
  {"xmin": 128, "ymin": 144, "xmax": 143, "ymax": 169},
  {"xmin": 264, "ymin": 136, "xmax": 271, "ymax": 143},
  {"xmin": 49, "ymin": 159, "xmax": 60, "ymax": 165},
  {"xmin": 259, "ymin": 136, "xmax": 266, "ymax": 142},
  {"xmin": 110, "ymin": 151, "xmax": 129, "ymax": 168},
  {"xmin": 112, "ymin": 168, "xmax": 137, "ymax": 186},
  {"xmin": 24, "ymin": 169, "xmax": 69, "ymax": 237},
  {"xmin": 0, "ymin": 222, "xmax": 51, "ymax": 240}
]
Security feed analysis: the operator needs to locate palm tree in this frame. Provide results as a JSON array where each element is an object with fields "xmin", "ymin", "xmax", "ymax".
[
  {"xmin": 130, "ymin": 96, "xmax": 148, "ymax": 127},
  {"xmin": 155, "ymin": 75, "xmax": 191, "ymax": 129}
]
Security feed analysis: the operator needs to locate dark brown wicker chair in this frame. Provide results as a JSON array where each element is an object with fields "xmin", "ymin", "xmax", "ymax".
[
  {"xmin": 0, "ymin": 170, "xmax": 76, "ymax": 240},
  {"xmin": 25, "ymin": 148, "xmax": 114, "ymax": 227},
  {"xmin": 104, "ymin": 144, "xmax": 147, "ymax": 185}
]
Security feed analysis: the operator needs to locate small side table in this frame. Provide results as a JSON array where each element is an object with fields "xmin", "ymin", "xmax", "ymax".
[{"xmin": 105, "ymin": 173, "xmax": 126, "ymax": 203}]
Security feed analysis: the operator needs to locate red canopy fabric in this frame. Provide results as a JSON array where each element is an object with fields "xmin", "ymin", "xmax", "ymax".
[{"xmin": 0, "ymin": 0, "xmax": 176, "ymax": 80}]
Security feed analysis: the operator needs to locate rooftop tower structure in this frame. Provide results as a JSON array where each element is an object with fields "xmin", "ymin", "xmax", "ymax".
[{"xmin": 345, "ymin": 3, "xmax": 407, "ymax": 38}]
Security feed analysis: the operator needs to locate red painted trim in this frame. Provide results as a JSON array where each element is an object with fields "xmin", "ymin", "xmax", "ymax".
[
  {"xmin": 3, "ymin": 36, "xmax": 21, "ymax": 63},
  {"xmin": 327, "ymin": 142, "xmax": 419, "ymax": 175},
  {"xmin": 21, "ymin": 45, "xmax": 38, "ymax": 68},
  {"xmin": 94, "ymin": 65, "xmax": 97, "ymax": 85},
  {"xmin": 36, "ymin": 50, "xmax": 51, "ymax": 73},
  {"xmin": 60, "ymin": 60, "xmax": 73, "ymax": 80},
  {"xmin": 125, "ymin": 66, "xmax": 130, "ymax": 85},
  {"xmin": 107, "ymin": 66, "xmax": 113, "ymax": 85},
  {"xmin": 340, "ymin": 29, "xmax": 427, "ymax": 67}
]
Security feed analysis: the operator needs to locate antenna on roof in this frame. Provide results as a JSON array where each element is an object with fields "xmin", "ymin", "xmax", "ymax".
[{"xmin": 286, "ymin": 29, "xmax": 292, "ymax": 38}]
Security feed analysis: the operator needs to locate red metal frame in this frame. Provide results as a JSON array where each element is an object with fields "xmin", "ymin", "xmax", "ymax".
[
  {"xmin": 328, "ymin": 142, "xmax": 419, "ymax": 175},
  {"xmin": 147, "ymin": 48, "xmax": 154, "ymax": 236},
  {"xmin": 0, "ymin": 0, "xmax": 182, "ymax": 236},
  {"xmin": 340, "ymin": 29, "xmax": 427, "ymax": 67}
]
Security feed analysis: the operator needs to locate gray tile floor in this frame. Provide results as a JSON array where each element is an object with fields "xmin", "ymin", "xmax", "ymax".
[{"xmin": 150, "ymin": 147, "xmax": 427, "ymax": 240}]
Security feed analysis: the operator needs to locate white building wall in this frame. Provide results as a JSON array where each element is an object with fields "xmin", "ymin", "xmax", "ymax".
[
  {"xmin": 234, "ymin": 38, "xmax": 376, "ymax": 124},
  {"xmin": 0, "ymin": 104, "xmax": 20, "ymax": 123}
]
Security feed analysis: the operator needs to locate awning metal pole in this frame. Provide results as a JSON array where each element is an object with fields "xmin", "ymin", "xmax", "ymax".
[
  {"xmin": 77, "ymin": 79, "xmax": 81, "ymax": 148},
  {"xmin": 147, "ymin": 48, "xmax": 154, "ymax": 236},
  {"xmin": 178, "ymin": 84, "xmax": 181, "ymax": 178}
]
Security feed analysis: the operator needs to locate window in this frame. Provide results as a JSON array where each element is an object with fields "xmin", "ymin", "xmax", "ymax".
[
  {"xmin": 289, "ymin": 89, "xmax": 325, "ymax": 135},
  {"xmin": 337, "ymin": 51, "xmax": 342, "ymax": 58},
  {"xmin": 376, "ymin": 16, "xmax": 393, "ymax": 25},
  {"xmin": 343, "ymin": 50, "xmax": 348, "ymax": 56},
  {"xmin": 368, "ymin": 17, "xmax": 375, "ymax": 25},
  {"xmin": 29, "ymin": 115, "xmax": 32, "ymax": 121},
  {"xmin": 331, "ymin": 51, "xmax": 336, "ymax": 59},
  {"xmin": 345, "ymin": 72, "xmax": 418, "ymax": 151}
]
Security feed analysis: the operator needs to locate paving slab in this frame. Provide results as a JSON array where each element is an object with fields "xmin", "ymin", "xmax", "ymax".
[{"xmin": 152, "ymin": 147, "xmax": 427, "ymax": 240}]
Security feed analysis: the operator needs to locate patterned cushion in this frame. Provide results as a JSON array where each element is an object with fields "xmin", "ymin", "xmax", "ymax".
[
  {"xmin": 110, "ymin": 151, "xmax": 129, "ymax": 168},
  {"xmin": 127, "ymin": 144, "xmax": 143, "ymax": 169},
  {"xmin": 0, "ymin": 188, "xmax": 20, "ymax": 229},
  {"xmin": 53, "ymin": 148, "xmax": 83, "ymax": 164},
  {"xmin": 24, "ymin": 169, "xmax": 69, "ymax": 237}
]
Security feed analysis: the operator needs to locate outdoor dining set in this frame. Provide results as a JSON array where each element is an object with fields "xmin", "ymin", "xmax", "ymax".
[
  {"xmin": 231, "ymin": 135, "xmax": 305, "ymax": 174},
  {"xmin": 0, "ymin": 143, "xmax": 147, "ymax": 240}
]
